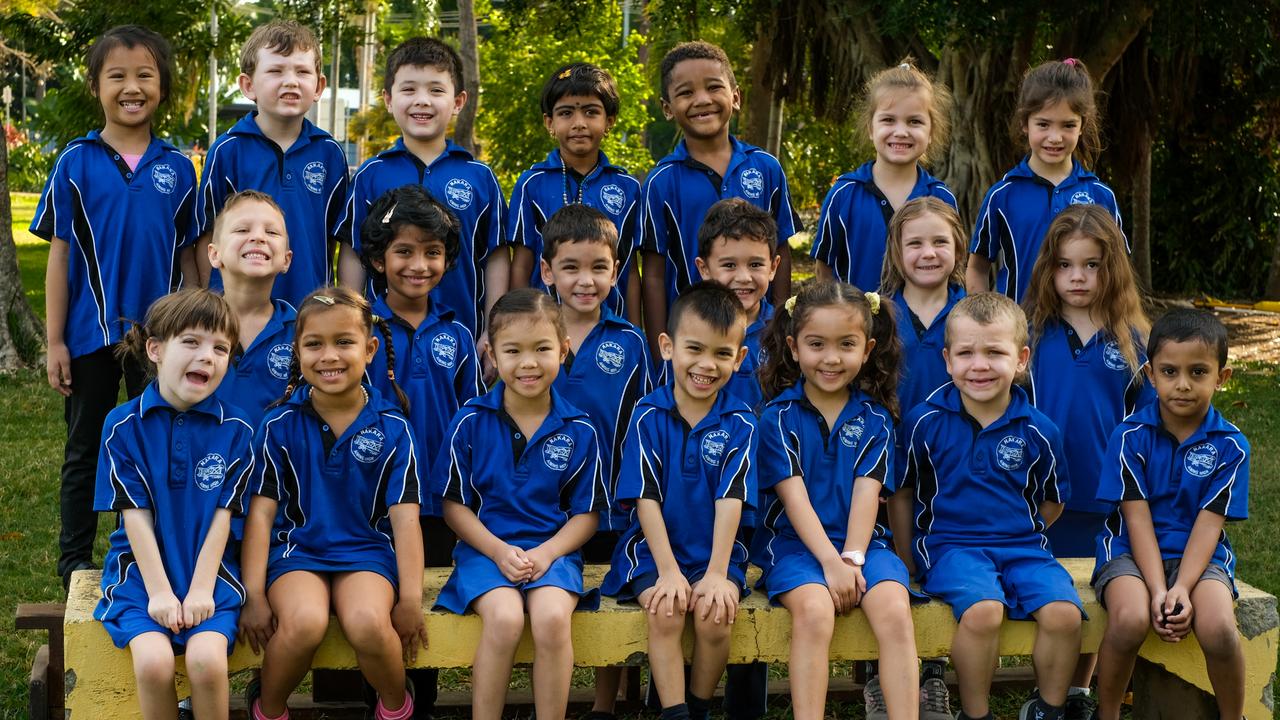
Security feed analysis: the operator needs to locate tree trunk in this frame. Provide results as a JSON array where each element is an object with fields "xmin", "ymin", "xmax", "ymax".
[
  {"xmin": 1265, "ymin": 223, "xmax": 1280, "ymax": 300},
  {"xmin": 1131, "ymin": 129, "xmax": 1153, "ymax": 292},
  {"xmin": 453, "ymin": 0, "xmax": 481, "ymax": 155},
  {"xmin": 0, "ymin": 137, "xmax": 46, "ymax": 370},
  {"xmin": 744, "ymin": 21, "xmax": 775, "ymax": 149}
]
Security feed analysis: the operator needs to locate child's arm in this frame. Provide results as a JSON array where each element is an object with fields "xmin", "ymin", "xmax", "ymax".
[
  {"xmin": 389, "ymin": 503, "xmax": 428, "ymax": 663},
  {"xmin": 636, "ymin": 497, "xmax": 691, "ymax": 616},
  {"xmin": 1160, "ymin": 509, "xmax": 1228, "ymax": 639},
  {"xmin": 625, "ymin": 263, "xmax": 644, "ymax": 328},
  {"xmin": 887, "ymin": 490, "xmax": 915, "ymax": 574},
  {"xmin": 641, "ymin": 251, "xmax": 666, "ymax": 355},
  {"xmin": 44, "ymin": 238, "xmax": 72, "ymax": 396},
  {"xmin": 1040, "ymin": 500, "xmax": 1064, "ymax": 527},
  {"xmin": 774, "ymin": 476, "xmax": 859, "ymax": 613},
  {"xmin": 443, "ymin": 499, "xmax": 533, "ymax": 582},
  {"xmin": 193, "ymin": 233, "xmax": 213, "ymax": 287},
  {"xmin": 509, "ymin": 246, "xmax": 533, "ymax": 290},
  {"xmin": 525, "ymin": 513, "xmax": 598, "ymax": 581},
  {"xmin": 1119, "ymin": 499, "xmax": 1179, "ymax": 639},
  {"xmin": 690, "ymin": 497, "xmax": 744, "ymax": 624},
  {"xmin": 181, "ymin": 508, "xmax": 232, "ymax": 628},
  {"xmin": 484, "ymin": 247, "xmax": 511, "ymax": 319},
  {"xmin": 840, "ymin": 476, "xmax": 886, "ymax": 601},
  {"xmin": 965, "ymin": 256, "xmax": 992, "ymax": 294},
  {"xmin": 239, "ymin": 495, "xmax": 277, "ymax": 653},
  {"xmin": 121, "ymin": 509, "xmax": 183, "ymax": 633},
  {"xmin": 772, "ymin": 244, "xmax": 792, "ymax": 305},
  {"xmin": 337, "ymin": 243, "xmax": 366, "ymax": 290}
]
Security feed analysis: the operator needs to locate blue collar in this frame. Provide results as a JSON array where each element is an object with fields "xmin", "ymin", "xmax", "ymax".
[
  {"xmin": 372, "ymin": 295, "xmax": 457, "ymax": 330},
  {"xmin": 80, "ymin": 130, "xmax": 178, "ymax": 163},
  {"xmin": 1128, "ymin": 401, "xmax": 1237, "ymax": 440},
  {"xmin": 1005, "ymin": 156, "xmax": 1099, "ymax": 185},
  {"xmin": 532, "ymin": 148, "xmax": 628, "ymax": 177},
  {"xmin": 229, "ymin": 112, "xmax": 329, "ymax": 146},
  {"xmin": 658, "ymin": 135, "xmax": 754, "ymax": 168},
  {"xmin": 138, "ymin": 381, "xmax": 227, "ymax": 419},
  {"xmin": 287, "ymin": 382, "xmax": 399, "ymax": 417},
  {"xmin": 927, "ymin": 383, "xmax": 1034, "ymax": 425},
  {"xmin": 643, "ymin": 384, "xmax": 750, "ymax": 426},
  {"xmin": 837, "ymin": 161, "xmax": 948, "ymax": 191},
  {"xmin": 379, "ymin": 137, "xmax": 474, "ymax": 164},
  {"xmin": 768, "ymin": 379, "xmax": 872, "ymax": 413},
  {"xmin": 747, "ymin": 299, "xmax": 774, "ymax": 334},
  {"xmin": 892, "ymin": 284, "xmax": 965, "ymax": 314},
  {"xmin": 467, "ymin": 385, "xmax": 589, "ymax": 424}
]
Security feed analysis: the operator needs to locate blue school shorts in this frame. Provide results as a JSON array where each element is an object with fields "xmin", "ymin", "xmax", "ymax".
[
  {"xmin": 759, "ymin": 546, "xmax": 916, "ymax": 605},
  {"xmin": 102, "ymin": 605, "xmax": 239, "ymax": 653},
  {"xmin": 921, "ymin": 544, "xmax": 1084, "ymax": 621},
  {"xmin": 433, "ymin": 549, "xmax": 599, "ymax": 614}
]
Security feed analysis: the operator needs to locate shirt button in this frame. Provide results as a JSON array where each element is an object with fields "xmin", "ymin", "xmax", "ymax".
[
  {"xmin": 176, "ymin": 417, "xmax": 184, "ymax": 426},
  {"xmin": 415, "ymin": 357, "xmax": 422, "ymax": 364},
  {"xmin": 322, "ymin": 425, "xmax": 330, "ymax": 432},
  {"xmin": 286, "ymin": 173, "xmax": 293, "ymax": 180},
  {"xmin": 976, "ymin": 451, "xmax": 986, "ymax": 462},
  {"xmin": 880, "ymin": 200, "xmax": 887, "ymax": 206},
  {"xmin": 126, "ymin": 172, "xmax": 133, "ymax": 178},
  {"xmin": 515, "ymin": 432, "xmax": 523, "ymax": 439},
  {"xmin": 113, "ymin": 155, "xmax": 120, "ymax": 160}
]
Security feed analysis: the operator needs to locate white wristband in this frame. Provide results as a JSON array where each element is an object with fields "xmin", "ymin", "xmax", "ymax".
[{"xmin": 841, "ymin": 550, "xmax": 865, "ymax": 567}]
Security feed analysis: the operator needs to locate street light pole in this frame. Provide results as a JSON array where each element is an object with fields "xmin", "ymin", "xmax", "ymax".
[{"xmin": 208, "ymin": 3, "xmax": 219, "ymax": 147}]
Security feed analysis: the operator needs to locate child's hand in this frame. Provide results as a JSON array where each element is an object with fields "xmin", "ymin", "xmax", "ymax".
[
  {"xmin": 392, "ymin": 597, "xmax": 428, "ymax": 665},
  {"xmin": 238, "ymin": 593, "xmax": 276, "ymax": 655},
  {"xmin": 525, "ymin": 546, "xmax": 554, "ymax": 582},
  {"xmin": 181, "ymin": 588, "xmax": 216, "ymax": 629},
  {"xmin": 46, "ymin": 342, "xmax": 72, "ymax": 397},
  {"xmin": 823, "ymin": 557, "xmax": 864, "ymax": 614},
  {"xmin": 646, "ymin": 573, "xmax": 692, "ymax": 618},
  {"xmin": 691, "ymin": 574, "xmax": 739, "ymax": 625},
  {"xmin": 493, "ymin": 544, "xmax": 534, "ymax": 583},
  {"xmin": 148, "ymin": 590, "xmax": 183, "ymax": 634},
  {"xmin": 1161, "ymin": 586, "xmax": 1193, "ymax": 640}
]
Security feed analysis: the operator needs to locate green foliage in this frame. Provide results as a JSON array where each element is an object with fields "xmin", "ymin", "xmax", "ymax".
[
  {"xmin": 5, "ymin": 140, "xmax": 53, "ymax": 193},
  {"xmin": 476, "ymin": 1, "xmax": 653, "ymax": 189},
  {"xmin": 780, "ymin": 103, "xmax": 870, "ymax": 211}
]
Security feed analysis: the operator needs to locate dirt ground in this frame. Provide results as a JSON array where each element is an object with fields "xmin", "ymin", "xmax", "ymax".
[{"xmin": 1214, "ymin": 310, "xmax": 1280, "ymax": 365}]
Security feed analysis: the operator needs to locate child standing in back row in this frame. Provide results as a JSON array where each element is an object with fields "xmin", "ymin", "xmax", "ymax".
[{"xmin": 812, "ymin": 61, "xmax": 956, "ymax": 292}]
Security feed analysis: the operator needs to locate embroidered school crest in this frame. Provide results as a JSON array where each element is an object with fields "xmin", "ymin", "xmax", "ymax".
[
  {"xmin": 839, "ymin": 417, "xmax": 865, "ymax": 448},
  {"xmin": 1103, "ymin": 341, "xmax": 1128, "ymax": 372},
  {"xmin": 543, "ymin": 433, "xmax": 574, "ymax": 471},
  {"xmin": 1184, "ymin": 443, "xmax": 1218, "ymax": 478},
  {"xmin": 595, "ymin": 341, "xmax": 625, "ymax": 375},
  {"xmin": 431, "ymin": 333, "xmax": 458, "ymax": 368},
  {"xmin": 996, "ymin": 436, "xmax": 1027, "ymax": 471},
  {"xmin": 151, "ymin": 164, "xmax": 178, "ymax": 195},
  {"xmin": 702, "ymin": 430, "xmax": 730, "ymax": 467},
  {"xmin": 599, "ymin": 184, "xmax": 626, "ymax": 215},
  {"xmin": 194, "ymin": 453, "xmax": 227, "ymax": 491},
  {"xmin": 444, "ymin": 178, "xmax": 474, "ymax": 211},
  {"xmin": 351, "ymin": 427, "xmax": 386, "ymax": 464},
  {"xmin": 267, "ymin": 343, "xmax": 293, "ymax": 380},
  {"xmin": 303, "ymin": 161, "xmax": 327, "ymax": 194},
  {"xmin": 740, "ymin": 168, "xmax": 764, "ymax": 199},
  {"xmin": 1069, "ymin": 190, "xmax": 1094, "ymax": 205}
]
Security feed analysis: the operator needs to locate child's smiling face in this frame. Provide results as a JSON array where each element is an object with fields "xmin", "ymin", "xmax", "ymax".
[
  {"xmin": 209, "ymin": 199, "xmax": 293, "ymax": 281},
  {"xmin": 544, "ymin": 94, "xmax": 614, "ymax": 165},
  {"xmin": 540, "ymin": 240, "xmax": 618, "ymax": 318},
  {"xmin": 944, "ymin": 314, "xmax": 1029, "ymax": 411},
  {"xmin": 695, "ymin": 236, "xmax": 778, "ymax": 320},
  {"xmin": 384, "ymin": 64, "xmax": 466, "ymax": 147},
  {"xmin": 147, "ymin": 328, "xmax": 234, "ymax": 411},
  {"xmin": 661, "ymin": 58, "xmax": 740, "ymax": 143},
  {"xmin": 660, "ymin": 313, "xmax": 746, "ymax": 407},
  {"xmin": 488, "ymin": 315, "xmax": 569, "ymax": 401},
  {"xmin": 94, "ymin": 43, "xmax": 163, "ymax": 132},
  {"xmin": 373, "ymin": 226, "xmax": 448, "ymax": 309}
]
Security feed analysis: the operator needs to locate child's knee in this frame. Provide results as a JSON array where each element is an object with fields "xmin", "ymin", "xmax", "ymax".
[
  {"xmin": 1195, "ymin": 612, "xmax": 1241, "ymax": 659},
  {"xmin": 529, "ymin": 604, "xmax": 572, "ymax": 644},
  {"xmin": 959, "ymin": 600, "xmax": 1005, "ymax": 635},
  {"xmin": 692, "ymin": 610, "xmax": 734, "ymax": 642},
  {"xmin": 1104, "ymin": 601, "xmax": 1151, "ymax": 648},
  {"xmin": 1036, "ymin": 601, "xmax": 1082, "ymax": 635},
  {"xmin": 132, "ymin": 649, "xmax": 176, "ymax": 689},
  {"xmin": 338, "ymin": 604, "xmax": 394, "ymax": 651},
  {"xmin": 788, "ymin": 589, "xmax": 835, "ymax": 634},
  {"xmin": 276, "ymin": 604, "xmax": 330, "ymax": 648},
  {"xmin": 480, "ymin": 602, "xmax": 527, "ymax": 645},
  {"xmin": 647, "ymin": 607, "xmax": 687, "ymax": 638},
  {"xmin": 184, "ymin": 641, "xmax": 228, "ymax": 687}
]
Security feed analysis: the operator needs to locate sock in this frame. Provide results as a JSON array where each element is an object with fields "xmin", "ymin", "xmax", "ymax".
[
  {"xmin": 921, "ymin": 659, "xmax": 946, "ymax": 682},
  {"xmin": 1068, "ymin": 686, "xmax": 1092, "ymax": 697},
  {"xmin": 1029, "ymin": 697, "xmax": 1065, "ymax": 720},
  {"xmin": 376, "ymin": 691, "xmax": 415, "ymax": 720},
  {"xmin": 252, "ymin": 700, "xmax": 288, "ymax": 720},
  {"xmin": 687, "ymin": 693, "xmax": 712, "ymax": 720},
  {"xmin": 660, "ymin": 703, "xmax": 691, "ymax": 720},
  {"xmin": 958, "ymin": 713, "xmax": 993, "ymax": 720}
]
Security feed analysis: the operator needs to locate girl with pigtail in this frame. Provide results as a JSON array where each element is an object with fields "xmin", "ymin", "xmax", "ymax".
[
  {"xmin": 753, "ymin": 280, "xmax": 921, "ymax": 720},
  {"xmin": 240, "ymin": 287, "xmax": 425, "ymax": 720}
]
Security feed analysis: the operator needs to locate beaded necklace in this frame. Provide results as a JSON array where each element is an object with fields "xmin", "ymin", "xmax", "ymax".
[{"xmin": 561, "ymin": 156, "xmax": 600, "ymax": 206}]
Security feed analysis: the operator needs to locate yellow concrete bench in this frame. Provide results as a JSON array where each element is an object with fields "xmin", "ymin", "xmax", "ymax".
[{"xmin": 62, "ymin": 559, "xmax": 1277, "ymax": 719}]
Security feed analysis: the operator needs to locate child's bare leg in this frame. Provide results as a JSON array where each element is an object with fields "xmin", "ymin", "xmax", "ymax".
[
  {"xmin": 778, "ymin": 584, "xmax": 835, "ymax": 720},
  {"xmin": 184, "ymin": 631, "xmax": 229, "ymax": 720},
  {"xmin": 1094, "ymin": 577, "xmax": 1150, "ymax": 720},
  {"xmin": 861, "ymin": 582, "xmax": 920, "ymax": 720},
  {"xmin": 951, "ymin": 600, "xmax": 1004, "ymax": 718},
  {"xmin": 639, "ymin": 586, "xmax": 688, "ymax": 708},
  {"xmin": 261, "ymin": 571, "xmax": 332, "ymax": 716},
  {"xmin": 332, "ymin": 572, "xmax": 406, "ymax": 709},
  {"xmin": 1030, "ymin": 601, "xmax": 1083, "ymax": 706},
  {"xmin": 470, "ymin": 587, "xmax": 526, "ymax": 720},
  {"xmin": 1190, "ymin": 579, "xmax": 1245, "ymax": 720},
  {"xmin": 129, "ymin": 632, "xmax": 178, "ymax": 720},
  {"xmin": 590, "ymin": 667, "xmax": 624, "ymax": 713},
  {"xmin": 1070, "ymin": 653, "xmax": 1098, "ymax": 689},
  {"xmin": 527, "ymin": 586, "xmax": 578, "ymax": 720},
  {"xmin": 689, "ymin": 594, "xmax": 733, "ymax": 700}
]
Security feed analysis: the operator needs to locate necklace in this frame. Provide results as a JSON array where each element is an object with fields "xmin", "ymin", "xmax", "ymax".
[{"xmin": 561, "ymin": 156, "xmax": 600, "ymax": 206}]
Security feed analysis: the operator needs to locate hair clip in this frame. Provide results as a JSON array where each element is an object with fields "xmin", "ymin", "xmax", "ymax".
[
  {"xmin": 312, "ymin": 295, "xmax": 336, "ymax": 306},
  {"xmin": 899, "ymin": 62, "xmax": 911, "ymax": 70},
  {"xmin": 381, "ymin": 203, "xmax": 397, "ymax": 224},
  {"xmin": 558, "ymin": 68, "xmax": 572, "ymax": 79},
  {"xmin": 864, "ymin": 291, "xmax": 881, "ymax": 315},
  {"xmin": 784, "ymin": 295, "xmax": 798, "ymax": 313},
  {"xmin": 1063, "ymin": 57, "xmax": 1079, "ymax": 67}
]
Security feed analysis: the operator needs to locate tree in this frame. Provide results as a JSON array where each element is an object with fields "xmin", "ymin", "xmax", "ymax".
[{"xmin": 454, "ymin": 0, "xmax": 481, "ymax": 153}]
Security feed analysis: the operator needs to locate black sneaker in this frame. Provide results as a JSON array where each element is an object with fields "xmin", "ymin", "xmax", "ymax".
[
  {"xmin": 245, "ymin": 676, "xmax": 263, "ymax": 718},
  {"xmin": 1064, "ymin": 693, "xmax": 1096, "ymax": 720},
  {"xmin": 177, "ymin": 697, "xmax": 194, "ymax": 720}
]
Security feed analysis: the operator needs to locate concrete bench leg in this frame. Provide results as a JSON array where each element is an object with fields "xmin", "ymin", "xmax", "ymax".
[{"xmin": 1131, "ymin": 657, "xmax": 1219, "ymax": 719}]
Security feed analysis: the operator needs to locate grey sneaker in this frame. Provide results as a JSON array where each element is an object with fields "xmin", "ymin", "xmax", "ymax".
[
  {"xmin": 1064, "ymin": 693, "xmax": 1096, "ymax": 720},
  {"xmin": 177, "ymin": 697, "xmax": 194, "ymax": 720},
  {"xmin": 863, "ymin": 674, "xmax": 889, "ymax": 720},
  {"xmin": 920, "ymin": 676, "xmax": 952, "ymax": 719}
]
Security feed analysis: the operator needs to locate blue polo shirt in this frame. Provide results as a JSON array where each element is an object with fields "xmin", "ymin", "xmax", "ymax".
[
  {"xmin": 368, "ymin": 296, "xmax": 481, "ymax": 517},
  {"xmin": 1094, "ymin": 402, "xmax": 1249, "ymax": 581},
  {"xmin": 434, "ymin": 386, "xmax": 606, "ymax": 545},
  {"xmin": 893, "ymin": 286, "xmax": 965, "ymax": 415},
  {"xmin": 553, "ymin": 308, "xmax": 652, "ymax": 531},
  {"xmin": 508, "ymin": 150, "xmax": 641, "ymax": 317},
  {"xmin": 811, "ymin": 162, "xmax": 958, "ymax": 291},
  {"xmin": 255, "ymin": 385, "xmax": 421, "ymax": 585},
  {"xmin": 752, "ymin": 382, "xmax": 896, "ymax": 569},
  {"xmin": 94, "ymin": 384, "xmax": 255, "ymax": 623},
  {"xmin": 1029, "ymin": 321, "xmax": 1154, "ymax": 514},
  {"xmin": 335, "ymin": 138, "xmax": 507, "ymax": 335},
  {"xmin": 31, "ymin": 131, "xmax": 197, "ymax": 359},
  {"xmin": 197, "ymin": 113, "xmax": 349, "ymax": 305},
  {"xmin": 212, "ymin": 300, "xmax": 296, "ymax": 429},
  {"xmin": 601, "ymin": 385, "xmax": 758, "ymax": 593},
  {"xmin": 900, "ymin": 383, "xmax": 1069, "ymax": 570},
  {"xmin": 639, "ymin": 136, "xmax": 801, "ymax": 303},
  {"xmin": 971, "ymin": 158, "xmax": 1124, "ymax": 302},
  {"xmin": 723, "ymin": 300, "xmax": 773, "ymax": 412}
]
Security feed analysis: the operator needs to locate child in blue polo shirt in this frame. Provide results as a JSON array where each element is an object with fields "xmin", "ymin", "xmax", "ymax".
[
  {"xmin": 336, "ymin": 37, "xmax": 509, "ymax": 341},
  {"xmin": 603, "ymin": 282, "xmax": 757, "ymax": 720},
  {"xmin": 753, "ymin": 280, "xmax": 920, "ymax": 720},
  {"xmin": 1092, "ymin": 309, "xmax": 1249, "ymax": 720},
  {"xmin": 94, "ymin": 289, "xmax": 253, "ymax": 720},
  {"xmin": 33, "ymin": 25, "xmax": 198, "ymax": 588},
  {"xmin": 900, "ymin": 293, "xmax": 1082, "ymax": 720},
  {"xmin": 196, "ymin": 20, "xmax": 348, "ymax": 306},
  {"xmin": 509, "ymin": 63, "xmax": 642, "ymax": 323},
  {"xmin": 967, "ymin": 59, "xmax": 1123, "ymax": 302},
  {"xmin": 241, "ymin": 288, "xmax": 425, "ymax": 720},
  {"xmin": 433, "ymin": 289, "xmax": 605, "ymax": 720},
  {"xmin": 639, "ymin": 41, "xmax": 801, "ymax": 354},
  {"xmin": 812, "ymin": 61, "xmax": 957, "ymax": 291}
]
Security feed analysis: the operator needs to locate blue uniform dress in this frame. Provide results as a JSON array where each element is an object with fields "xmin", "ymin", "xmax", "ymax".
[
  {"xmin": 368, "ymin": 296, "xmax": 482, "ymax": 518},
  {"xmin": 93, "ymin": 384, "xmax": 255, "ymax": 650},
  {"xmin": 900, "ymin": 384, "xmax": 1082, "ymax": 620},
  {"xmin": 197, "ymin": 112, "xmax": 349, "ymax": 305},
  {"xmin": 892, "ymin": 286, "xmax": 965, "ymax": 416},
  {"xmin": 553, "ymin": 309, "xmax": 652, "ymax": 532},
  {"xmin": 811, "ymin": 162, "xmax": 958, "ymax": 291},
  {"xmin": 1093, "ymin": 402, "xmax": 1250, "ymax": 595},
  {"xmin": 432, "ymin": 387, "xmax": 607, "ymax": 613},
  {"xmin": 1029, "ymin": 320, "xmax": 1155, "ymax": 557},
  {"xmin": 752, "ymin": 383, "xmax": 913, "ymax": 604},
  {"xmin": 601, "ymin": 386, "xmax": 758, "ymax": 600},
  {"xmin": 639, "ymin": 137, "xmax": 801, "ymax": 304},
  {"xmin": 335, "ymin": 138, "xmax": 507, "ymax": 335},
  {"xmin": 30, "ymin": 131, "xmax": 197, "ymax": 359},
  {"xmin": 970, "ymin": 158, "xmax": 1124, "ymax": 303},
  {"xmin": 508, "ymin": 150, "xmax": 641, "ymax": 316},
  {"xmin": 255, "ymin": 385, "xmax": 421, "ymax": 588},
  {"xmin": 213, "ymin": 300, "xmax": 297, "ymax": 429}
]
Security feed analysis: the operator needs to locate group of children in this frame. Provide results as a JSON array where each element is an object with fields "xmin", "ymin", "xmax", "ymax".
[{"xmin": 34, "ymin": 18, "xmax": 1251, "ymax": 720}]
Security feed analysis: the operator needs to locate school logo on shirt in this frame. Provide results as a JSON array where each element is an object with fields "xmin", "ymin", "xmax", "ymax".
[
  {"xmin": 1103, "ymin": 341, "xmax": 1128, "ymax": 372},
  {"xmin": 303, "ymin": 161, "xmax": 327, "ymax": 194},
  {"xmin": 444, "ymin": 178, "xmax": 474, "ymax": 211},
  {"xmin": 194, "ymin": 453, "xmax": 227, "ymax": 491},
  {"xmin": 151, "ymin": 164, "xmax": 178, "ymax": 195},
  {"xmin": 995, "ymin": 436, "xmax": 1027, "ymax": 471},
  {"xmin": 839, "ymin": 417, "xmax": 865, "ymax": 448},
  {"xmin": 702, "ymin": 430, "xmax": 730, "ymax": 467},
  {"xmin": 599, "ymin": 184, "xmax": 626, "ymax": 215},
  {"xmin": 543, "ymin": 433, "xmax": 575, "ymax": 471},
  {"xmin": 740, "ymin": 168, "xmax": 764, "ymax": 199},
  {"xmin": 1184, "ymin": 442, "xmax": 1218, "ymax": 478},
  {"xmin": 267, "ymin": 343, "xmax": 293, "ymax": 380},
  {"xmin": 1069, "ymin": 190, "xmax": 1094, "ymax": 205},
  {"xmin": 431, "ymin": 333, "xmax": 458, "ymax": 368},
  {"xmin": 595, "ymin": 341, "xmax": 626, "ymax": 375},
  {"xmin": 351, "ymin": 427, "xmax": 386, "ymax": 464}
]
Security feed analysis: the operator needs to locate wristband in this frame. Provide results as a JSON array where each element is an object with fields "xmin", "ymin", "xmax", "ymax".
[{"xmin": 841, "ymin": 550, "xmax": 865, "ymax": 567}]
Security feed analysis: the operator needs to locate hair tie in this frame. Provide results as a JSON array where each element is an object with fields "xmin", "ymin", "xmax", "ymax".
[
  {"xmin": 864, "ymin": 291, "xmax": 881, "ymax": 315},
  {"xmin": 784, "ymin": 295, "xmax": 798, "ymax": 313},
  {"xmin": 381, "ymin": 203, "xmax": 397, "ymax": 224},
  {"xmin": 1063, "ymin": 57, "xmax": 1079, "ymax": 67},
  {"xmin": 558, "ymin": 68, "xmax": 572, "ymax": 79},
  {"xmin": 898, "ymin": 62, "xmax": 910, "ymax": 70}
]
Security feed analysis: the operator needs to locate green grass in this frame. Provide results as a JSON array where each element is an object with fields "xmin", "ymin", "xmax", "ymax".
[{"xmin": 10, "ymin": 192, "xmax": 47, "ymax": 319}]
